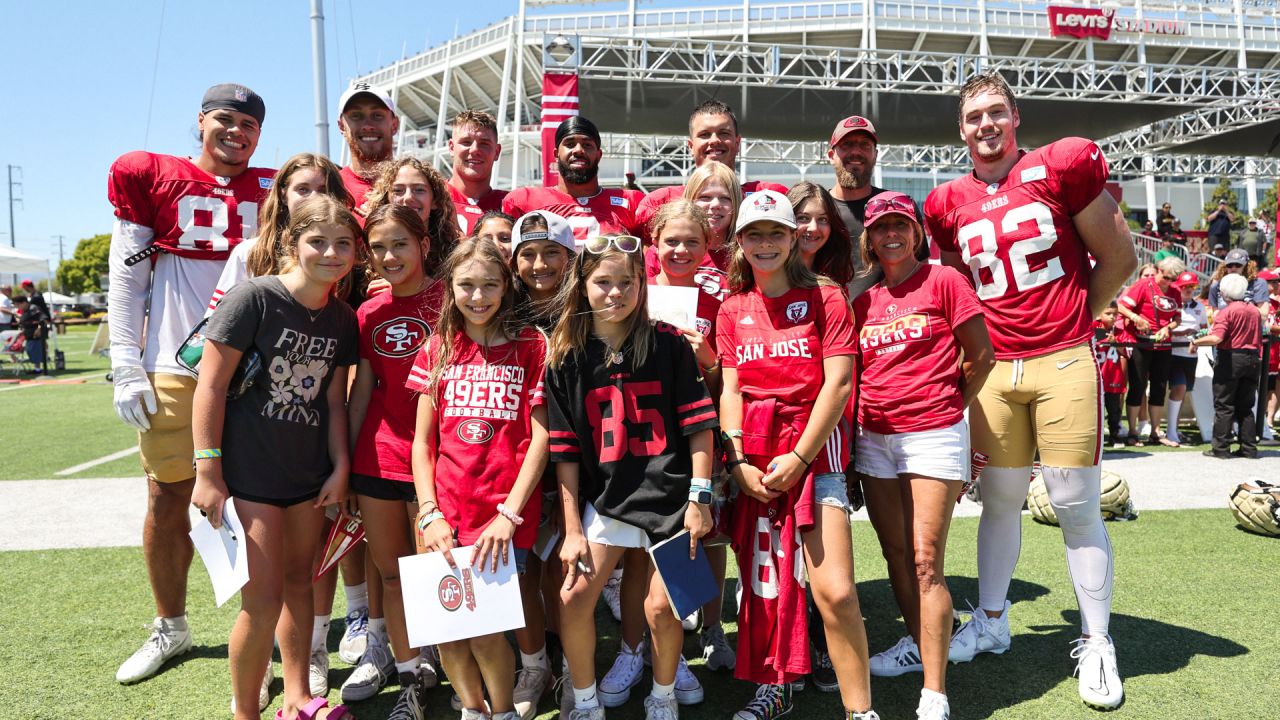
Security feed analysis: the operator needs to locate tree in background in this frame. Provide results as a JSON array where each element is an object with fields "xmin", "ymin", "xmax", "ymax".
[
  {"xmin": 1257, "ymin": 183, "xmax": 1277, "ymax": 226},
  {"xmin": 1199, "ymin": 178, "xmax": 1244, "ymax": 231},
  {"xmin": 56, "ymin": 233, "xmax": 110, "ymax": 294},
  {"xmin": 1118, "ymin": 200, "xmax": 1141, "ymax": 231}
]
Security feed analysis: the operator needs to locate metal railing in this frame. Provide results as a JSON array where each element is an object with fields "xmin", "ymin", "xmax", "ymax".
[{"xmin": 1132, "ymin": 231, "xmax": 1223, "ymax": 282}]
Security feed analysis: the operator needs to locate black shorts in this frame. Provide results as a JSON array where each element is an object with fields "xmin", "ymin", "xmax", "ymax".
[
  {"xmin": 1169, "ymin": 354, "xmax": 1199, "ymax": 391},
  {"xmin": 351, "ymin": 473, "xmax": 417, "ymax": 502},
  {"xmin": 229, "ymin": 487, "xmax": 320, "ymax": 508}
]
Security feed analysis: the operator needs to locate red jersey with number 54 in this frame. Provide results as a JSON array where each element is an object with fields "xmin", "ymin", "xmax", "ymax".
[
  {"xmin": 109, "ymin": 151, "xmax": 274, "ymax": 260},
  {"xmin": 925, "ymin": 137, "xmax": 1107, "ymax": 359}
]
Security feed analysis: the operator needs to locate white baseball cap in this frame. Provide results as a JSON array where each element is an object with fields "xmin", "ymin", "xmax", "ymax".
[
  {"xmin": 512, "ymin": 211, "xmax": 576, "ymax": 253},
  {"xmin": 735, "ymin": 189, "xmax": 796, "ymax": 233},
  {"xmin": 339, "ymin": 82, "xmax": 396, "ymax": 115}
]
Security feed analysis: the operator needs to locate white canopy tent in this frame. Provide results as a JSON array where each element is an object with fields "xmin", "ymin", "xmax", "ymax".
[{"xmin": 0, "ymin": 245, "xmax": 50, "ymax": 277}]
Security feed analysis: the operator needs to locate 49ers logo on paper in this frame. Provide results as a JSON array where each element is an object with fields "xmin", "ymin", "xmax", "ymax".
[
  {"xmin": 438, "ymin": 575, "xmax": 464, "ymax": 611},
  {"xmin": 373, "ymin": 317, "xmax": 430, "ymax": 358},
  {"xmin": 457, "ymin": 419, "xmax": 495, "ymax": 444}
]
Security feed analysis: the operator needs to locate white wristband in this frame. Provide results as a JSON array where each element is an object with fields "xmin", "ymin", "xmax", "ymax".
[
  {"xmin": 496, "ymin": 503, "xmax": 524, "ymax": 525},
  {"xmin": 690, "ymin": 477, "xmax": 712, "ymax": 489}
]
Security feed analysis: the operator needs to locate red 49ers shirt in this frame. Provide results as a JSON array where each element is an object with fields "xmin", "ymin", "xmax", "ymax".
[
  {"xmin": 925, "ymin": 137, "xmax": 1107, "ymax": 360},
  {"xmin": 448, "ymin": 184, "xmax": 508, "ymax": 236},
  {"xmin": 352, "ymin": 282, "xmax": 446, "ymax": 482},
  {"xmin": 503, "ymin": 186, "xmax": 645, "ymax": 249},
  {"xmin": 853, "ymin": 264, "xmax": 984, "ymax": 435},
  {"xmin": 1119, "ymin": 276, "xmax": 1180, "ymax": 348},
  {"xmin": 1093, "ymin": 321, "xmax": 1128, "ymax": 394},
  {"xmin": 405, "ymin": 329, "xmax": 547, "ymax": 548}
]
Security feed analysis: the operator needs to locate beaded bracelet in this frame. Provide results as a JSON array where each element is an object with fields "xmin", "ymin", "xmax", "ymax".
[
  {"xmin": 496, "ymin": 503, "xmax": 524, "ymax": 525},
  {"xmin": 193, "ymin": 448, "xmax": 222, "ymax": 461},
  {"xmin": 416, "ymin": 511, "xmax": 446, "ymax": 532}
]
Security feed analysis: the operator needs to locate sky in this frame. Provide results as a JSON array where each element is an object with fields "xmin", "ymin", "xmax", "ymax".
[{"xmin": 0, "ymin": 0, "xmax": 670, "ymax": 275}]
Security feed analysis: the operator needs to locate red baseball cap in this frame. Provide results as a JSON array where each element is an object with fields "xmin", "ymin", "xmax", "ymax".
[
  {"xmin": 1258, "ymin": 268, "xmax": 1279, "ymax": 281},
  {"xmin": 830, "ymin": 116, "xmax": 878, "ymax": 147},
  {"xmin": 863, "ymin": 191, "xmax": 917, "ymax": 227},
  {"xmin": 20, "ymin": 279, "xmax": 34, "ymax": 288},
  {"xmin": 1172, "ymin": 271, "xmax": 1199, "ymax": 288}
]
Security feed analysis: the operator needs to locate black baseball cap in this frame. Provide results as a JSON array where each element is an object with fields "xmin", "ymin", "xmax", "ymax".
[{"xmin": 201, "ymin": 83, "xmax": 266, "ymax": 125}]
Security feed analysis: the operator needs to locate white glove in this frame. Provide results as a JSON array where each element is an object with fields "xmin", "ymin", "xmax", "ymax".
[{"xmin": 113, "ymin": 363, "xmax": 157, "ymax": 432}]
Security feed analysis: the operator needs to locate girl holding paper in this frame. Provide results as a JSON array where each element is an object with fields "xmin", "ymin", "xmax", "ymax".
[
  {"xmin": 715, "ymin": 190, "xmax": 877, "ymax": 720},
  {"xmin": 547, "ymin": 234, "xmax": 718, "ymax": 720},
  {"xmin": 191, "ymin": 195, "xmax": 360, "ymax": 720},
  {"xmin": 408, "ymin": 237, "xmax": 549, "ymax": 720}
]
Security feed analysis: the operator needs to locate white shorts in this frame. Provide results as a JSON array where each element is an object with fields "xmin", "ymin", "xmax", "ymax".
[
  {"xmin": 582, "ymin": 503, "xmax": 651, "ymax": 549},
  {"xmin": 854, "ymin": 418, "xmax": 970, "ymax": 481}
]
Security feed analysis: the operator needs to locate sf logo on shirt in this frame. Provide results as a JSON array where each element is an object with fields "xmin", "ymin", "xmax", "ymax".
[
  {"xmin": 457, "ymin": 419, "xmax": 495, "ymax": 444},
  {"xmin": 373, "ymin": 317, "xmax": 430, "ymax": 358}
]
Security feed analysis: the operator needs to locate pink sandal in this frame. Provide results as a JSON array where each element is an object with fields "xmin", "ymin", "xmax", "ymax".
[{"xmin": 275, "ymin": 698, "xmax": 353, "ymax": 720}]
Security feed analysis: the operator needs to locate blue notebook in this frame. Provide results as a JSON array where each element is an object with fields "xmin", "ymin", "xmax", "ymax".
[{"xmin": 648, "ymin": 530, "xmax": 719, "ymax": 620}]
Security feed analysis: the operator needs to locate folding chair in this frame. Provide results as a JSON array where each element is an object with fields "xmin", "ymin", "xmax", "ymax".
[{"xmin": 2, "ymin": 334, "xmax": 34, "ymax": 377}]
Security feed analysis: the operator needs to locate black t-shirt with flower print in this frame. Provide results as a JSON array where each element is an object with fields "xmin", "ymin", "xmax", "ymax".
[{"xmin": 203, "ymin": 276, "xmax": 358, "ymax": 503}]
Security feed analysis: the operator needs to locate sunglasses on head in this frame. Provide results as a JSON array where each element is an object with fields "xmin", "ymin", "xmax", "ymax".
[
  {"xmin": 583, "ymin": 235, "xmax": 642, "ymax": 255},
  {"xmin": 866, "ymin": 196, "xmax": 915, "ymax": 219}
]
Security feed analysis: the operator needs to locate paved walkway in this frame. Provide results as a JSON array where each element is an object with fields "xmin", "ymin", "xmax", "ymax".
[{"xmin": 2, "ymin": 451, "xmax": 1276, "ymax": 551}]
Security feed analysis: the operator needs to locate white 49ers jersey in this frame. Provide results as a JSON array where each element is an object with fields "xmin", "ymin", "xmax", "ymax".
[{"xmin": 925, "ymin": 137, "xmax": 1107, "ymax": 360}]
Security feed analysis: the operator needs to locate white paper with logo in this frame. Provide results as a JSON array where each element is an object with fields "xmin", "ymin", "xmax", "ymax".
[
  {"xmin": 189, "ymin": 498, "xmax": 250, "ymax": 607},
  {"xmin": 399, "ymin": 546, "xmax": 525, "ymax": 645},
  {"xmin": 647, "ymin": 285, "xmax": 699, "ymax": 329}
]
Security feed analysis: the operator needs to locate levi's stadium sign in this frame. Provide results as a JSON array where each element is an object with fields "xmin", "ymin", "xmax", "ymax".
[{"xmin": 1047, "ymin": 5, "xmax": 1187, "ymax": 40}]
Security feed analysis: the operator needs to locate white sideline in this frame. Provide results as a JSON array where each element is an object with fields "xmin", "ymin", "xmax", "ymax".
[{"xmin": 53, "ymin": 446, "xmax": 140, "ymax": 476}]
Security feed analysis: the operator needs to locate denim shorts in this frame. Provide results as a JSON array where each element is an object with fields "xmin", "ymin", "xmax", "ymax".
[{"xmin": 814, "ymin": 472, "xmax": 853, "ymax": 515}]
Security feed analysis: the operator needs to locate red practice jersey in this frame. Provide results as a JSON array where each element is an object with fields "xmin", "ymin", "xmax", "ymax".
[
  {"xmin": 1268, "ymin": 298, "xmax": 1280, "ymax": 374},
  {"xmin": 340, "ymin": 166, "xmax": 375, "ymax": 210},
  {"xmin": 1093, "ymin": 322, "xmax": 1128, "ymax": 394},
  {"xmin": 108, "ymin": 151, "xmax": 274, "ymax": 260},
  {"xmin": 448, "ymin": 183, "xmax": 508, "ymax": 236},
  {"xmin": 503, "ymin": 186, "xmax": 645, "ymax": 248},
  {"xmin": 352, "ymin": 282, "xmax": 446, "ymax": 482},
  {"xmin": 405, "ymin": 329, "xmax": 547, "ymax": 548},
  {"xmin": 925, "ymin": 137, "xmax": 1108, "ymax": 360},
  {"xmin": 1119, "ymin": 277, "xmax": 1180, "ymax": 349},
  {"xmin": 853, "ymin": 264, "xmax": 985, "ymax": 435}
]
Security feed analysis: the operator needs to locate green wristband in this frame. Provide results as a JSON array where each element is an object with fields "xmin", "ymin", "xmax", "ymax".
[
  {"xmin": 193, "ymin": 448, "xmax": 223, "ymax": 461},
  {"xmin": 416, "ymin": 511, "xmax": 446, "ymax": 532}
]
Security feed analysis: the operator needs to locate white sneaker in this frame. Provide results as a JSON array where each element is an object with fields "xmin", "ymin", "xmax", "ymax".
[
  {"xmin": 948, "ymin": 601, "xmax": 1011, "ymax": 663},
  {"xmin": 116, "ymin": 617, "xmax": 193, "ymax": 684},
  {"xmin": 1071, "ymin": 636, "xmax": 1124, "ymax": 710},
  {"xmin": 338, "ymin": 607, "xmax": 369, "ymax": 664},
  {"xmin": 1139, "ymin": 421, "xmax": 1152, "ymax": 438},
  {"xmin": 557, "ymin": 656, "xmax": 574, "ymax": 718},
  {"xmin": 461, "ymin": 708, "xmax": 488, "ymax": 720},
  {"xmin": 513, "ymin": 664, "xmax": 553, "ymax": 719},
  {"xmin": 416, "ymin": 648, "xmax": 440, "ymax": 689},
  {"xmin": 644, "ymin": 694, "xmax": 679, "ymax": 720},
  {"xmin": 674, "ymin": 655, "xmax": 704, "ymax": 704},
  {"xmin": 340, "ymin": 631, "xmax": 394, "ymax": 702},
  {"xmin": 309, "ymin": 644, "xmax": 329, "ymax": 696},
  {"xmin": 599, "ymin": 641, "xmax": 645, "ymax": 707},
  {"xmin": 229, "ymin": 662, "xmax": 273, "ymax": 713},
  {"xmin": 569, "ymin": 706, "xmax": 606, "ymax": 720},
  {"xmin": 915, "ymin": 690, "xmax": 950, "ymax": 720},
  {"xmin": 849, "ymin": 712, "xmax": 880, "ymax": 720},
  {"xmin": 868, "ymin": 635, "xmax": 922, "ymax": 677},
  {"xmin": 699, "ymin": 624, "xmax": 736, "ymax": 672},
  {"xmin": 602, "ymin": 572, "xmax": 623, "ymax": 623},
  {"xmin": 681, "ymin": 608, "xmax": 702, "ymax": 632}
]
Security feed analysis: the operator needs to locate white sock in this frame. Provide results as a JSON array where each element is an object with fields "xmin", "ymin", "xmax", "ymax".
[
  {"xmin": 344, "ymin": 582, "xmax": 369, "ymax": 613},
  {"xmin": 369, "ymin": 617, "xmax": 387, "ymax": 639},
  {"xmin": 521, "ymin": 647, "xmax": 549, "ymax": 671},
  {"xmin": 312, "ymin": 616, "xmax": 330, "ymax": 651},
  {"xmin": 395, "ymin": 658, "xmax": 419, "ymax": 675},
  {"xmin": 573, "ymin": 682, "xmax": 600, "ymax": 709},
  {"xmin": 160, "ymin": 614, "xmax": 188, "ymax": 632},
  {"xmin": 920, "ymin": 688, "xmax": 948, "ymax": 706},
  {"xmin": 1166, "ymin": 400, "xmax": 1182, "ymax": 437},
  {"xmin": 650, "ymin": 679, "xmax": 676, "ymax": 701}
]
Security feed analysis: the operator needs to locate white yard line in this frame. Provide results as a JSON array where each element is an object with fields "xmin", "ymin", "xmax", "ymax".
[
  {"xmin": 53, "ymin": 446, "xmax": 140, "ymax": 476},
  {"xmin": 0, "ymin": 369, "xmax": 108, "ymax": 391}
]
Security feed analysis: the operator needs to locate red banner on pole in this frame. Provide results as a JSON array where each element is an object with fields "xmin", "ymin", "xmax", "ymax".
[{"xmin": 540, "ymin": 72, "xmax": 580, "ymax": 187}]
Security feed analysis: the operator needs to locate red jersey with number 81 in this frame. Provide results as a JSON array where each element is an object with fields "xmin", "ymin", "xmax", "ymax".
[
  {"xmin": 925, "ymin": 137, "xmax": 1107, "ymax": 359},
  {"xmin": 109, "ymin": 151, "xmax": 274, "ymax": 260}
]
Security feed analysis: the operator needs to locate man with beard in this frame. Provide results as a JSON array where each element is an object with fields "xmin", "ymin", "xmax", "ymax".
[
  {"xmin": 635, "ymin": 99, "xmax": 787, "ymax": 236},
  {"xmin": 827, "ymin": 116, "xmax": 924, "ymax": 298},
  {"xmin": 447, "ymin": 110, "xmax": 507, "ymax": 236},
  {"xmin": 338, "ymin": 83, "xmax": 398, "ymax": 208},
  {"xmin": 503, "ymin": 116, "xmax": 645, "ymax": 248},
  {"xmin": 108, "ymin": 84, "xmax": 275, "ymax": 685}
]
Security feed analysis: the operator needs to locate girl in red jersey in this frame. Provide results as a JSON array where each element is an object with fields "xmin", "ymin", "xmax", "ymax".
[
  {"xmin": 547, "ymin": 235, "xmax": 718, "ymax": 720},
  {"xmin": 1094, "ymin": 302, "xmax": 1130, "ymax": 448},
  {"xmin": 345, "ymin": 204, "xmax": 446, "ymax": 716},
  {"xmin": 715, "ymin": 190, "xmax": 876, "ymax": 720},
  {"xmin": 192, "ymin": 195, "xmax": 359, "ymax": 720},
  {"xmin": 788, "ymin": 182, "xmax": 854, "ymax": 287},
  {"xmin": 644, "ymin": 161, "xmax": 743, "ymax": 278},
  {"xmin": 408, "ymin": 238, "xmax": 550, "ymax": 720},
  {"xmin": 852, "ymin": 191, "xmax": 994, "ymax": 720},
  {"xmin": 362, "ymin": 157, "xmax": 462, "ymax": 274}
]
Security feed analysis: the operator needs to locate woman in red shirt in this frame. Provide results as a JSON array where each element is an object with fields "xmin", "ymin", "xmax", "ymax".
[
  {"xmin": 852, "ymin": 191, "xmax": 994, "ymax": 720},
  {"xmin": 1117, "ymin": 257, "xmax": 1184, "ymax": 446}
]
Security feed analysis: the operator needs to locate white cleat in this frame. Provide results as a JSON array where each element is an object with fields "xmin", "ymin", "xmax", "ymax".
[{"xmin": 1071, "ymin": 636, "xmax": 1124, "ymax": 710}]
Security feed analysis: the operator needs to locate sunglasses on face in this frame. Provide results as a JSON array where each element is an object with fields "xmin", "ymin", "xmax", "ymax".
[
  {"xmin": 866, "ymin": 196, "xmax": 915, "ymax": 219},
  {"xmin": 583, "ymin": 235, "xmax": 642, "ymax": 255}
]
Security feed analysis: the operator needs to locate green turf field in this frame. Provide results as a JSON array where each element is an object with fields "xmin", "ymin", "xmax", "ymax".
[{"xmin": 1, "ymin": 510, "xmax": 1276, "ymax": 720}]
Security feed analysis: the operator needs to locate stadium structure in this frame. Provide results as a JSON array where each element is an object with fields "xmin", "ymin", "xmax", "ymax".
[{"xmin": 348, "ymin": 0, "xmax": 1280, "ymax": 272}]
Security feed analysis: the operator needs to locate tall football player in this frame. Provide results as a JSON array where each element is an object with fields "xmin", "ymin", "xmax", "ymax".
[
  {"xmin": 503, "ymin": 116, "xmax": 645, "ymax": 247},
  {"xmin": 109, "ymin": 84, "xmax": 275, "ymax": 684},
  {"xmin": 338, "ymin": 82, "xmax": 398, "ymax": 207},
  {"xmin": 924, "ymin": 71, "xmax": 1137, "ymax": 710},
  {"xmin": 447, "ymin": 109, "xmax": 507, "ymax": 235}
]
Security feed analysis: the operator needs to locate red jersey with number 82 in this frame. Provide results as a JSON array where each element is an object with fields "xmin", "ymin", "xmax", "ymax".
[
  {"xmin": 925, "ymin": 137, "xmax": 1107, "ymax": 359},
  {"xmin": 109, "ymin": 151, "xmax": 274, "ymax": 260}
]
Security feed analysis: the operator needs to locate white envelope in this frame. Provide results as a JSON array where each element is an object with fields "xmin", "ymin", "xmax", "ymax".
[
  {"xmin": 189, "ymin": 499, "xmax": 250, "ymax": 607},
  {"xmin": 399, "ymin": 546, "xmax": 526, "ymax": 646},
  {"xmin": 646, "ymin": 285, "xmax": 699, "ymax": 329}
]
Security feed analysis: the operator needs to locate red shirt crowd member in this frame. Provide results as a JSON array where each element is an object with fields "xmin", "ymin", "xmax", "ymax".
[
  {"xmin": 410, "ymin": 237, "xmax": 550, "ymax": 720},
  {"xmin": 925, "ymin": 70, "xmax": 1136, "ymax": 712},
  {"xmin": 336, "ymin": 83, "xmax": 398, "ymax": 208},
  {"xmin": 852, "ymin": 192, "xmax": 993, "ymax": 710},
  {"xmin": 717, "ymin": 191, "xmax": 876, "ymax": 720},
  {"xmin": 503, "ymin": 116, "xmax": 644, "ymax": 249},
  {"xmin": 1117, "ymin": 258, "xmax": 1184, "ymax": 447},
  {"xmin": 446, "ymin": 110, "xmax": 508, "ymax": 235},
  {"xmin": 1262, "ymin": 270, "xmax": 1280, "ymax": 377},
  {"xmin": 547, "ymin": 238, "xmax": 716, "ymax": 719},
  {"xmin": 107, "ymin": 83, "xmax": 274, "ymax": 687},
  {"xmin": 1094, "ymin": 308, "xmax": 1129, "ymax": 447},
  {"xmin": 635, "ymin": 99, "xmax": 786, "ymax": 238},
  {"xmin": 362, "ymin": 157, "xmax": 463, "ymax": 275},
  {"xmin": 644, "ymin": 160, "xmax": 743, "ymax": 279},
  {"xmin": 1190, "ymin": 273, "xmax": 1264, "ymax": 458},
  {"xmin": 790, "ymin": 181, "xmax": 856, "ymax": 288}
]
